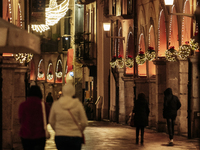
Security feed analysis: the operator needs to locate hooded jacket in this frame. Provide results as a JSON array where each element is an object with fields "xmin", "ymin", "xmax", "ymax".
[
  {"xmin": 163, "ymin": 88, "xmax": 181, "ymax": 119},
  {"xmin": 49, "ymin": 83, "xmax": 88, "ymax": 137}
]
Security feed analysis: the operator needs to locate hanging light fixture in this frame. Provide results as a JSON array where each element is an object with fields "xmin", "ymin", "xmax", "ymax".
[{"xmin": 31, "ymin": 0, "xmax": 70, "ymax": 33}]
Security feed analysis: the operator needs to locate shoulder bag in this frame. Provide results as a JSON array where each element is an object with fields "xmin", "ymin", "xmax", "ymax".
[{"xmin": 68, "ymin": 110, "xmax": 85, "ymax": 144}]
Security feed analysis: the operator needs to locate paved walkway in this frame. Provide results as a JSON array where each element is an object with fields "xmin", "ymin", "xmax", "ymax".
[{"xmin": 45, "ymin": 121, "xmax": 200, "ymax": 150}]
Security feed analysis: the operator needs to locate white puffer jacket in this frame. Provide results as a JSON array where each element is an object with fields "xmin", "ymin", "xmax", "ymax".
[{"xmin": 49, "ymin": 83, "xmax": 88, "ymax": 137}]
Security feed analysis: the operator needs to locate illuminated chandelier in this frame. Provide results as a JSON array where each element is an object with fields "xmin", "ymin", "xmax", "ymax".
[
  {"xmin": 14, "ymin": 53, "xmax": 33, "ymax": 64},
  {"xmin": 31, "ymin": 0, "xmax": 70, "ymax": 33}
]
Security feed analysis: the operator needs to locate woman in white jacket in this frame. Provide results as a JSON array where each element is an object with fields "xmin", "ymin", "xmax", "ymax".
[{"xmin": 49, "ymin": 83, "xmax": 88, "ymax": 150}]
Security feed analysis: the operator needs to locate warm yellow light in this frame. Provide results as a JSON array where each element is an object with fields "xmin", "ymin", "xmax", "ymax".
[
  {"xmin": 164, "ymin": 0, "xmax": 174, "ymax": 5},
  {"xmin": 31, "ymin": 0, "xmax": 70, "ymax": 33},
  {"xmin": 103, "ymin": 23, "xmax": 111, "ymax": 31}
]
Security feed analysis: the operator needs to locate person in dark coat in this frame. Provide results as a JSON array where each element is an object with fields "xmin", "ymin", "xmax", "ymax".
[
  {"xmin": 46, "ymin": 92, "xmax": 54, "ymax": 107},
  {"xmin": 163, "ymin": 88, "xmax": 181, "ymax": 145},
  {"xmin": 132, "ymin": 93, "xmax": 150, "ymax": 145},
  {"xmin": 18, "ymin": 85, "xmax": 50, "ymax": 150}
]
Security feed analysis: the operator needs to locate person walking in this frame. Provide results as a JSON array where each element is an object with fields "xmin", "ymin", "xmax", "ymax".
[
  {"xmin": 163, "ymin": 88, "xmax": 181, "ymax": 145},
  {"xmin": 46, "ymin": 92, "xmax": 54, "ymax": 107},
  {"xmin": 49, "ymin": 83, "xmax": 88, "ymax": 150},
  {"xmin": 18, "ymin": 85, "xmax": 50, "ymax": 150},
  {"xmin": 132, "ymin": 93, "xmax": 150, "ymax": 145}
]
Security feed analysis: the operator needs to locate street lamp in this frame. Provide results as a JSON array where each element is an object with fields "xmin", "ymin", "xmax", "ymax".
[
  {"xmin": 103, "ymin": 22, "xmax": 125, "ymax": 42},
  {"xmin": 164, "ymin": 0, "xmax": 195, "ymax": 19}
]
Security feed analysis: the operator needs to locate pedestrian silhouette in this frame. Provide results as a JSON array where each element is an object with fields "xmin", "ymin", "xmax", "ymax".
[
  {"xmin": 163, "ymin": 88, "xmax": 181, "ymax": 145},
  {"xmin": 49, "ymin": 83, "xmax": 88, "ymax": 150},
  {"xmin": 18, "ymin": 85, "xmax": 50, "ymax": 150},
  {"xmin": 132, "ymin": 93, "xmax": 150, "ymax": 145},
  {"xmin": 46, "ymin": 92, "xmax": 54, "ymax": 107}
]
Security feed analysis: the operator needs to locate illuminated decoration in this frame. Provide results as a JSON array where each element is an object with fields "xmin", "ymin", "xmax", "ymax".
[
  {"xmin": 56, "ymin": 71, "xmax": 62, "ymax": 78},
  {"xmin": 136, "ymin": 51, "xmax": 146, "ymax": 65},
  {"xmin": 145, "ymin": 46, "xmax": 156, "ymax": 61},
  {"xmin": 110, "ymin": 56, "xmax": 117, "ymax": 68},
  {"xmin": 178, "ymin": 41, "xmax": 191, "ymax": 60},
  {"xmin": 56, "ymin": 59, "xmax": 62, "ymax": 78},
  {"xmin": 31, "ymin": 0, "xmax": 70, "ymax": 33},
  {"xmin": 115, "ymin": 55, "xmax": 124, "ymax": 68},
  {"xmin": 18, "ymin": 3, "xmax": 23, "ymax": 28},
  {"xmin": 8, "ymin": 0, "xmax": 12, "ymax": 23},
  {"xmin": 164, "ymin": 0, "xmax": 174, "ymax": 5},
  {"xmin": 190, "ymin": 38, "xmax": 199, "ymax": 51},
  {"xmin": 31, "ymin": 25, "xmax": 50, "ymax": 33},
  {"xmin": 38, "ymin": 71, "xmax": 44, "ymax": 78},
  {"xmin": 37, "ymin": 59, "xmax": 45, "ymax": 79},
  {"xmin": 165, "ymin": 46, "xmax": 177, "ymax": 61},
  {"xmin": 125, "ymin": 55, "xmax": 134, "ymax": 68},
  {"xmin": 14, "ymin": 53, "xmax": 33, "ymax": 63},
  {"xmin": 47, "ymin": 63, "xmax": 53, "ymax": 81}
]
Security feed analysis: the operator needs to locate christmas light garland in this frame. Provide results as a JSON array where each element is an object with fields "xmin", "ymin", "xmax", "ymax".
[
  {"xmin": 190, "ymin": 38, "xmax": 199, "ymax": 51},
  {"xmin": 165, "ymin": 46, "xmax": 177, "ymax": 62},
  {"xmin": 178, "ymin": 41, "xmax": 191, "ymax": 60},
  {"xmin": 110, "ymin": 56, "xmax": 117, "ymax": 68},
  {"xmin": 145, "ymin": 46, "xmax": 156, "ymax": 61},
  {"xmin": 125, "ymin": 55, "xmax": 134, "ymax": 68},
  {"xmin": 115, "ymin": 55, "xmax": 124, "ymax": 68},
  {"xmin": 136, "ymin": 51, "xmax": 146, "ymax": 65},
  {"xmin": 14, "ymin": 53, "xmax": 33, "ymax": 63}
]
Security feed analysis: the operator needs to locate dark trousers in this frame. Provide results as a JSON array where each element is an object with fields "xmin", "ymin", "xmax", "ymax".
[
  {"xmin": 167, "ymin": 118, "xmax": 175, "ymax": 140},
  {"xmin": 21, "ymin": 137, "xmax": 46, "ymax": 150},
  {"xmin": 55, "ymin": 136, "xmax": 82, "ymax": 150},
  {"xmin": 136, "ymin": 126, "xmax": 144, "ymax": 143}
]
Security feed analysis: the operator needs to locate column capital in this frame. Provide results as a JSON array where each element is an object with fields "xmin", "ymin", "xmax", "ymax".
[
  {"xmin": 189, "ymin": 55, "xmax": 198, "ymax": 63},
  {"xmin": 153, "ymin": 57, "xmax": 167, "ymax": 65}
]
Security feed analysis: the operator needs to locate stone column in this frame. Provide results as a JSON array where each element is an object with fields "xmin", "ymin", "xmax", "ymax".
[
  {"xmin": 178, "ymin": 60, "xmax": 188, "ymax": 135},
  {"xmin": 1, "ymin": 57, "xmax": 27, "ymax": 150},
  {"xmin": 189, "ymin": 56, "xmax": 199, "ymax": 138},
  {"xmin": 117, "ymin": 68, "xmax": 125, "ymax": 124},
  {"xmin": 122, "ymin": 75, "xmax": 134, "ymax": 124},
  {"xmin": 153, "ymin": 58, "xmax": 167, "ymax": 132}
]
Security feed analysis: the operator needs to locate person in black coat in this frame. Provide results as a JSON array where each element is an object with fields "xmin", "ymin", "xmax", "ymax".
[
  {"xmin": 46, "ymin": 92, "xmax": 54, "ymax": 107},
  {"xmin": 163, "ymin": 88, "xmax": 181, "ymax": 145},
  {"xmin": 132, "ymin": 93, "xmax": 150, "ymax": 145}
]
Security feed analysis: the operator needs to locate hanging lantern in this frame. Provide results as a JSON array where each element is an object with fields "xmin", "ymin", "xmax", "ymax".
[
  {"xmin": 178, "ymin": 41, "xmax": 191, "ymax": 60},
  {"xmin": 14, "ymin": 53, "xmax": 33, "ymax": 64},
  {"xmin": 110, "ymin": 56, "xmax": 117, "ymax": 68},
  {"xmin": 125, "ymin": 55, "xmax": 134, "ymax": 68},
  {"xmin": 145, "ymin": 46, "xmax": 156, "ymax": 61},
  {"xmin": 136, "ymin": 51, "xmax": 146, "ymax": 65},
  {"xmin": 190, "ymin": 38, "xmax": 199, "ymax": 51},
  {"xmin": 165, "ymin": 46, "xmax": 177, "ymax": 62},
  {"xmin": 116, "ymin": 55, "xmax": 124, "ymax": 68}
]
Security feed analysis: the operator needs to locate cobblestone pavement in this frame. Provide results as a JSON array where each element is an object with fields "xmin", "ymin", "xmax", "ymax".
[{"xmin": 45, "ymin": 121, "xmax": 200, "ymax": 150}]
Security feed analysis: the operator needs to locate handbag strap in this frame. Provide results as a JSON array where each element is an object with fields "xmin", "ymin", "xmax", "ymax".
[
  {"xmin": 68, "ymin": 110, "xmax": 82, "ymax": 134},
  {"xmin": 41, "ymin": 101, "xmax": 48, "ymax": 133}
]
